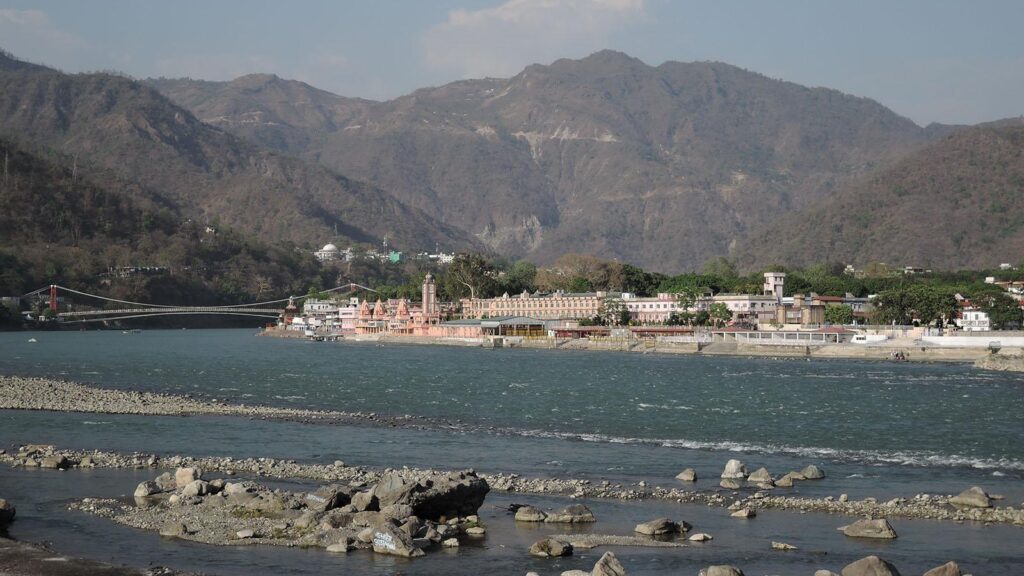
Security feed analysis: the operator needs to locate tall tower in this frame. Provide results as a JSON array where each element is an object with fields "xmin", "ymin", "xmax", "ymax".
[
  {"xmin": 763, "ymin": 272, "xmax": 785, "ymax": 302},
  {"xmin": 421, "ymin": 273, "xmax": 438, "ymax": 324}
]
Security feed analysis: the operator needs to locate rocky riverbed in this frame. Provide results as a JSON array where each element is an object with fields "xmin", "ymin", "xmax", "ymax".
[{"xmin": 4, "ymin": 444, "xmax": 1022, "ymax": 527}]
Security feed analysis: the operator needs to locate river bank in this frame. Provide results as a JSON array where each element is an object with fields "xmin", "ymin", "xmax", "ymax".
[
  {"xmin": 974, "ymin": 353, "xmax": 1024, "ymax": 372},
  {"xmin": 264, "ymin": 329, "xmax": 1016, "ymax": 364}
]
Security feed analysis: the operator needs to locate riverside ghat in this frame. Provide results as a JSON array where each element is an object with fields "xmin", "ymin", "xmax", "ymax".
[
  {"xmin": 1, "ymin": 330, "xmax": 1023, "ymax": 575},
  {"xmin": 269, "ymin": 273, "xmax": 1024, "ymax": 366}
]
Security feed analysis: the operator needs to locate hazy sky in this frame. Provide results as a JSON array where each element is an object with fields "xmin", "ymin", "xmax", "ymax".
[{"xmin": 1, "ymin": 0, "xmax": 1021, "ymax": 125}]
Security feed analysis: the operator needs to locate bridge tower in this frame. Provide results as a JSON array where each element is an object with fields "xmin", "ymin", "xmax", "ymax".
[{"xmin": 49, "ymin": 285, "xmax": 57, "ymax": 313}]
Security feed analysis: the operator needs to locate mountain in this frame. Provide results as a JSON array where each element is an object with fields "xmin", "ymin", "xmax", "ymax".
[
  {"xmin": 150, "ymin": 50, "xmax": 939, "ymax": 271},
  {"xmin": 0, "ymin": 137, "xmax": 320, "ymax": 307},
  {"xmin": 0, "ymin": 51, "xmax": 479, "ymax": 255},
  {"xmin": 731, "ymin": 125, "xmax": 1024, "ymax": 270}
]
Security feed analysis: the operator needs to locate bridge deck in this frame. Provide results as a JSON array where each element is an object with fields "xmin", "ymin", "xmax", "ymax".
[{"xmin": 58, "ymin": 307, "xmax": 284, "ymax": 317}]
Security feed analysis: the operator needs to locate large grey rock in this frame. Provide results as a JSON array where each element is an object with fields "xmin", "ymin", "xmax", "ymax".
[
  {"xmin": 591, "ymin": 551, "xmax": 627, "ymax": 576},
  {"xmin": 134, "ymin": 480, "xmax": 162, "ymax": 498},
  {"xmin": 841, "ymin": 519, "xmax": 897, "ymax": 539},
  {"xmin": 699, "ymin": 566, "xmax": 745, "ymax": 576},
  {"xmin": 544, "ymin": 504, "xmax": 596, "ymax": 523},
  {"xmin": 371, "ymin": 522, "xmax": 425, "ymax": 558},
  {"xmin": 775, "ymin": 473, "xmax": 797, "ymax": 487},
  {"xmin": 730, "ymin": 508, "xmax": 756, "ymax": 519},
  {"xmin": 840, "ymin": 555, "xmax": 901, "ymax": 576},
  {"xmin": 800, "ymin": 464, "xmax": 825, "ymax": 479},
  {"xmin": 676, "ymin": 468, "xmax": 697, "ymax": 482},
  {"xmin": 351, "ymin": 490, "xmax": 380, "ymax": 512},
  {"xmin": 180, "ymin": 480, "xmax": 210, "ymax": 498},
  {"xmin": 514, "ymin": 505, "xmax": 547, "ymax": 522},
  {"xmin": 174, "ymin": 467, "xmax": 202, "ymax": 488},
  {"xmin": 747, "ymin": 467, "xmax": 774, "ymax": 486},
  {"xmin": 634, "ymin": 517, "xmax": 685, "ymax": 535},
  {"xmin": 814, "ymin": 571, "xmax": 840, "ymax": 576},
  {"xmin": 381, "ymin": 503, "xmax": 415, "ymax": 521},
  {"xmin": 369, "ymin": 470, "xmax": 489, "ymax": 521},
  {"xmin": 949, "ymin": 486, "xmax": 991, "ymax": 508},
  {"xmin": 0, "ymin": 499, "xmax": 15, "ymax": 527},
  {"xmin": 719, "ymin": 478, "xmax": 743, "ymax": 490},
  {"xmin": 529, "ymin": 538, "xmax": 573, "ymax": 557},
  {"xmin": 306, "ymin": 484, "xmax": 353, "ymax": 512},
  {"xmin": 154, "ymin": 472, "xmax": 177, "ymax": 492},
  {"xmin": 40, "ymin": 455, "xmax": 69, "ymax": 469},
  {"xmin": 721, "ymin": 459, "xmax": 747, "ymax": 479},
  {"xmin": 922, "ymin": 561, "xmax": 961, "ymax": 576}
]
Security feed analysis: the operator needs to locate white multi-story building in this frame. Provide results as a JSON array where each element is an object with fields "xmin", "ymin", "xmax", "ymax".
[{"xmin": 958, "ymin": 309, "xmax": 991, "ymax": 332}]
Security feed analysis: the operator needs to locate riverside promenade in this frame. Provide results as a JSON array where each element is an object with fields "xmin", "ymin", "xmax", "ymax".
[{"xmin": 261, "ymin": 328, "xmax": 1020, "ymax": 364}]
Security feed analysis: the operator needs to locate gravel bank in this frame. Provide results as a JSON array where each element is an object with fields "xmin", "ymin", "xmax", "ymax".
[{"xmin": 4, "ymin": 444, "xmax": 1022, "ymax": 527}]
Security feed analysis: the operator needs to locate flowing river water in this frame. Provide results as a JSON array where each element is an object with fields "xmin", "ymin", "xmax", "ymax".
[{"xmin": 1, "ymin": 329, "xmax": 1022, "ymax": 574}]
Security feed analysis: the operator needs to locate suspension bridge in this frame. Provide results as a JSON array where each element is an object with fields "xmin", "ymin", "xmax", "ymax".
[{"xmin": 19, "ymin": 283, "xmax": 379, "ymax": 324}]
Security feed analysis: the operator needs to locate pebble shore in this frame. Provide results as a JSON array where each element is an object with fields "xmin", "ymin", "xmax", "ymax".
[{"xmin": 3, "ymin": 375, "xmax": 1023, "ymax": 527}]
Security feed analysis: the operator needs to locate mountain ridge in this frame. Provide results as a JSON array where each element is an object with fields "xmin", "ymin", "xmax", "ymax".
[
  {"xmin": 149, "ymin": 50, "xmax": 941, "ymax": 271},
  {"xmin": 0, "ymin": 49, "xmax": 480, "ymax": 256}
]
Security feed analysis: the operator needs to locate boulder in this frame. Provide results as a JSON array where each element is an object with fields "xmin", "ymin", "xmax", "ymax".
[
  {"xmin": 307, "ymin": 484, "xmax": 354, "ymax": 512},
  {"xmin": 721, "ymin": 459, "xmax": 747, "ymax": 479},
  {"xmin": 562, "ymin": 571, "xmax": 591, "ymax": 576},
  {"xmin": 0, "ymin": 499, "xmax": 15, "ymax": 527},
  {"xmin": 154, "ymin": 472, "xmax": 177, "ymax": 492},
  {"xmin": 442, "ymin": 537, "xmax": 459, "ymax": 547},
  {"xmin": 747, "ymin": 467, "xmax": 774, "ymax": 486},
  {"xmin": 719, "ymin": 479, "xmax": 743, "ymax": 490},
  {"xmin": 40, "ymin": 455, "xmax": 69, "ymax": 469},
  {"xmin": 676, "ymin": 468, "xmax": 697, "ymax": 482},
  {"xmin": 180, "ymin": 480, "xmax": 210, "ymax": 498},
  {"xmin": 922, "ymin": 561, "xmax": 961, "ymax": 576},
  {"xmin": 774, "ymin": 473, "xmax": 796, "ymax": 488},
  {"xmin": 529, "ymin": 538, "xmax": 573, "ymax": 557},
  {"xmin": 591, "ymin": 551, "xmax": 627, "ymax": 576},
  {"xmin": 771, "ymin": 541, "xmax": 797, "ymax": 550},
  {"xmin": 371, "ymin": 522, "xmax": 425, "ymax": 558},
  {"xmin": 814, "ymin": 572, "xmax": 840, "ymax": 576},
  {"xmin": 351, "ymin": 490, "xmax": 380, "ymax": 512},
  {"xmin": 699, "ymin": 566, "xmax": 745, "ymax": 576},
  {"xmin": 634, "ymin": 517, "xmax": 685, "ymax": 535},
  {"xmin": 730, "ymin": 508, "xmax": 756, "ymax": 519},
  {"xmin": 159, "ymin": 522, "xmax": 189, "ymax": 538},
  {"xmin": 236, "ymin": 529, "xmax": 255, "ymax": 539},
  {"xmin": 514, "ymin": 505, "xmax": 548, "ymax": 522},
  {"xmin": 949, "ymin": 486, "xmax": 991, "ymax": 508},
  {"xmin": 840, "ymin": 518, "xmax": 897, "ymax": 539},
  {"xmin": 544, "ymin": 504, "xmax": 596, "ymax": 523},
  {"xmin": 134, "ymin": 480, "xmax": 162, "ymax": 498},
  {"xmin": 369, "ymin": 471, "xmax": 489, "ymax": 521},
  {"xmin": 688, "ymin": 533, "xmax": 712, "ymax": 542},
  {"xmin": 381, "ymin": 503, "xmax": 416, "ymax": 521},
  {"xmin": 174, "ymin": 467, "xmax": 202, "ymax": 488},
  {"xmin": 840, "ymin": 555, "xmax": 901, "ymax": 576},
  {"xmin": 800, "ymin": 464, "xmax": 825, "ymax": 480},
  {"xmin": 465, "ymin": 526, "xmax": 486, "ymax": 536}
]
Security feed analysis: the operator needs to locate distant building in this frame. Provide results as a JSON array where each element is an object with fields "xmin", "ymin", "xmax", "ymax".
[
  {"xmin": 315, "ymin": 243, "xmax": 341, "ymax": 262},
  {"xmin": 958, "ymin": 308, "xmax": 991, "ymax": 332},
  {"xmin": 999, "ymin": 263, "xmax": 1014, "ymax": 271}
]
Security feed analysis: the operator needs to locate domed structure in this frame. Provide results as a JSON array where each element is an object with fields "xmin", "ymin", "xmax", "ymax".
[{"xmin": 315, "ymin": 243, "xmax": 342, "ymax": 262}]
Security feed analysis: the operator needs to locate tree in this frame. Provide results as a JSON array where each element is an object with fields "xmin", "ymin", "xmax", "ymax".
[
  {"xmin": 709, "ymin": 302, "xmax": 732, "ymax": 327},
  {"xmin": 974, "ymin": 290, "xmax": 1023, "ymax": 329},
  {"xmin": 824, "ymin": 304, "xmax": 854, "ymax": 325},
  {"xmin": 440, "ymin": 253, "xmax": 494, "ymax": 301},
  {"xmin": 598, "ymin": 296, "xmax": 629, "ymax": 326}
]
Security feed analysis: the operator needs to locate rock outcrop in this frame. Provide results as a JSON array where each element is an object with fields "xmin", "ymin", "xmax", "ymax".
[
  {"xmin": 634, "ymin": 517, "xmax": 686, "ymax": 535},
  {"xmin": 529, "ymin": 538, "xmax": 573, "ymax": 557},
  {"xmin": 949, "ymin": 486, "xmax": 991, "ymax": 508},
  {"xmin": 922, "ymin": 561, "xmax": 961, "ymax": 576},
  {"xmin": 840, "ymin": 518, "xmax": 897, "ymax": 539},
  {"xmin": 720, "ymin": 459, "xmax": 747, "ymax": 479},
  {"xmin": 545, "ymin": 504, "xmax": 595, "ymax": 523}
]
